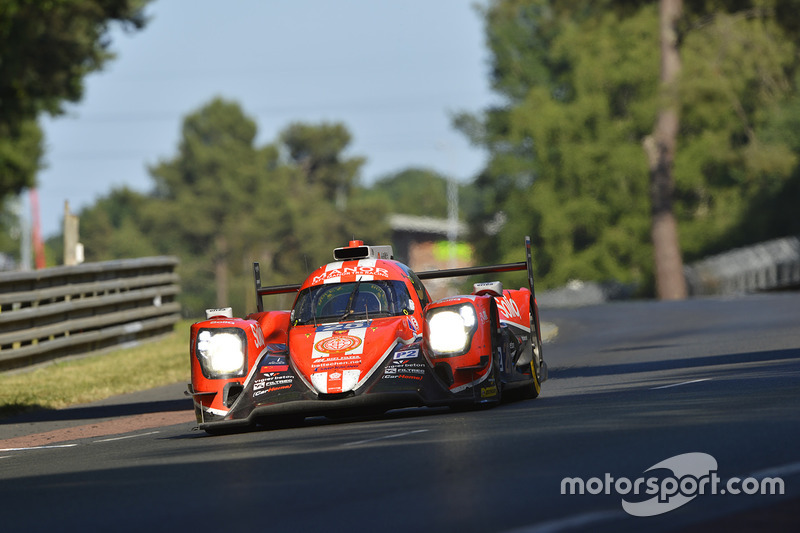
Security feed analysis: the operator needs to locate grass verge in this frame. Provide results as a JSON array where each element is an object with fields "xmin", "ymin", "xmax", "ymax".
[{"xmin": 0, "ymin": 319, "xmax": 194, "ymax": 420}]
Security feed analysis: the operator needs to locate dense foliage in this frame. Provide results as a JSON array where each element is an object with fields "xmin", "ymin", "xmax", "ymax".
[
  {"xmin": 77, "ymin": 99, "xmax": 395, "ymax": 316},
  {"xmin": 458, "ymin": 0, "xmax": 800, "ymax": 293},
  {"xmin": 0, "ymin": 0, "xmax": 150, "ymax": 201},
  {"xmin": 13, "ymin": 1, "xmax": 800, "ymax": 312}
]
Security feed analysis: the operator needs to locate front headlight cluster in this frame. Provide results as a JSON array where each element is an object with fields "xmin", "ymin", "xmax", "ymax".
[
  {"xmin": 426, "ymin": 304, "xmax": 477, "ymax": 356},
  {"xmin": 196, "ymin": 328, "xmax": 247, "ymax": 378}
]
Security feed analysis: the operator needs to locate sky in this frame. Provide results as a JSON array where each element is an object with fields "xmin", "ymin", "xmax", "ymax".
[{"xmin": 34, "ymin": 0, "xmax": 495, "ymax": 238}]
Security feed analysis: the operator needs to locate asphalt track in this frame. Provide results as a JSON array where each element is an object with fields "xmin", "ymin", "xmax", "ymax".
[{"xmin": 1, "ymin": 292, "xmax": 798, "ymax": 532}]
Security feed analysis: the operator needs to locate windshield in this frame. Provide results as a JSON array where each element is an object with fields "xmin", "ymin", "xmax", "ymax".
[{"xmin": 292, "ymin": 280, "xmax": 413, "ymax": 325}]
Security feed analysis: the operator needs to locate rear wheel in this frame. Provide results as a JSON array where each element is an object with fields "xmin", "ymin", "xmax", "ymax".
[
  {"xmin": 524, "ymin": 353, "xmax": 542, "ymax": 399},
  {"xmin": 523, "ymin": 298, "xmax": 544, "ymax": 399}
]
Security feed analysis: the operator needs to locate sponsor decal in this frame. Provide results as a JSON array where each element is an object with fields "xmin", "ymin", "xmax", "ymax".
[
  {"xmin": 383, "ymin": 374, "xmax": 423, "ymax": 381},
  {"xmin": 253, "ymin": 375, "xmax": 294, "ymax": 396},
  {"xmin": 312, "ymin": 355, "xmax": 362, "ymax": 372},
  {"xmin": 266, "ymin": 343, "xmax": 288, "ymax": 353},
  {"xmin": 439, "ymin": 296, "xmax": 471, "ymax": 305},
  {"xmin": 393, "ymin": 349, "xmax": 418, "ymax": 361},
  {"xmin": 406, "ymin": 316, "xmax": 419, "ymax": 335},
  {"xmin": 312, "ymin": 265, "xmax": 389, "ymax": 284},
  {"xmin": 254, "ymin": 383, "xmax": 293, "ymax": 397},
  {"xmin": 481, "ymin": 385, "xmax": 498, "ymax": 398},
  {"xmin": 391, "ymin": 361, "xmax": 425, "ymax": 369},
  {"xmin": 250, "ymin": 324, "xmax": 265, "ymax": 349},
  {"xmin": 312, "ymin": 327, "xmax": 367, "ymax": 359},
  {"xmin": 260, "ymin": 355, "xmax": 288, "ymax": 373},
  {"xmin": 384, "ymin": 360, "xmax": 426, "ymax": 379},
  {"xmin": 315, "ymin": 320, "xmax": 371, "ymax": 332},
  {"xmin": 261, "ymin": 364, "xmax": 289, "ymax": 373},
  {"xmin": 496, "ymin": 295, "xmax": 521, "ymax": 319},
  {"xmin": 315, "ymin": 334, "xmax": 362, "ymax": 354},
  {"xmin": 254, "ymin": 376, "xmax": 293, "ymax": 387}
]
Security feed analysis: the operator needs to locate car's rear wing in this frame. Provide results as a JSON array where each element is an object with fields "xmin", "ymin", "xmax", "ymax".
[
  {"xmin": 252, "ymin": 263, "xmax": 301, "ymax": 312},
  {"xmin": 417, "ymin": 236, "xmax": 537, "ymax": 299},
  {"xmin": 253, "ymin": 236, "xmax": 538, "ymax": 316},
  {"xmin": 416, "ymin": 236, "xmax": 541, "ymax": 344}
]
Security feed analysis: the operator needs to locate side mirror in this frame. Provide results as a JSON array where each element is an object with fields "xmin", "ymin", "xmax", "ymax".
[{"xmin": 405, "ymin": 299, "xmax": 416, "ymax": 314}]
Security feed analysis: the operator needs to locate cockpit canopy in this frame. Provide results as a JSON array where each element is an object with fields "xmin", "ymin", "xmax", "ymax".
[{"xmin": 291, "ymin": 280, "xmax": 414, "ymax": 325}]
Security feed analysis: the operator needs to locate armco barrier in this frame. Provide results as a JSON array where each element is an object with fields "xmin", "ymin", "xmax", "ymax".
[
  {"xmin": 0, "ymin": 256, "xmax": 181, "ymax": 372},
  {"xmin": 684, "ymin": 236, "xmax": 800, "ymax": 296}
]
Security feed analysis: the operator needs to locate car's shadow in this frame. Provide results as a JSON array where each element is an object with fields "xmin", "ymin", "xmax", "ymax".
[{"xmin": 1, "ymin": 398, "xmax": 193, "ymax": 425}]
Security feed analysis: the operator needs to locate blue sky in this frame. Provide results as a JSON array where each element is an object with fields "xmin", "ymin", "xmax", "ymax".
[{"xmin": 35, "ymin": 0, "xmax": 494, "ymax": 237}]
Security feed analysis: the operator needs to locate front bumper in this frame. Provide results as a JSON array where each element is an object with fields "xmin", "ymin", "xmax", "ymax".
[{"xmin": 197, "ymin": 391, "xmax": 435, "ymax": 431}]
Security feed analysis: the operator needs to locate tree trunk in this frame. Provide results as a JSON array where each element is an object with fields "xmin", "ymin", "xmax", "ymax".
[{"xmin": 645, "ymin": 0, "xmax": 687, "ymax": 300}]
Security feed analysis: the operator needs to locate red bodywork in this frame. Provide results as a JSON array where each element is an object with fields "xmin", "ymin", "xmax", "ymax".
[{"xmin": 188, "ymin": 238, "xmax": 546, "ymax": 431}]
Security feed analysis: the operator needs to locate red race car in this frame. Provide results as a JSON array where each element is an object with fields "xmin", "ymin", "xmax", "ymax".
[{"xmin": 188, "ymin": 237, "xmax": 548, "ymax": 433}]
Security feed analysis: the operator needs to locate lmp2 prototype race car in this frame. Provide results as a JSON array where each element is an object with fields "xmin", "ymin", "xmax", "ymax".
[{"xmin": 187, "ymin": 237, "xmax": 548, "ymax": 433}]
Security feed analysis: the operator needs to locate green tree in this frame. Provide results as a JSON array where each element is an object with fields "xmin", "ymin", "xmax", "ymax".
[
  {"xmin": 368, "ymin": 168, "xmax": 453, "ymax": 218},
  {"xmin": 460, "ymin": 0, "xmax": 800, "ymax": 294},
  {"xmin": 272, "ymin": 122, "xmax": 389, "ymax": 278},
  {"xmin": 148, "ymin": 98, "xmax": 289, "ymax": 315},
  {"xmin": 0, "ymin": 0, "xmax": 150, "ymax": 201},
  {"xmin": 675, "ymin": 7, "xmax": 798, "ymax": 256},
  {"xmin": 281, "ymin": 122, "xmax": 364, "ymax": 210},
  {"xmin": 727, "ymin": 86, "xmax": 800, "ymax": 242},
  {"xmin": 460, "ymin": 3, "xmax": 660, "ymax": 289},
  {"xmin": 0, "ymin": 120, "xmax": 42, "ymax": 261},
  {"xmin": 141, "ymin": 98, "xmax": 389, "ymax": 316},
  {"xmin": 0, "ymin": 120, "xmax": 43, "ymax": 200},
  {"xmin": 78, "ymin": 187, "xmax": 157, "ymax": 261}
]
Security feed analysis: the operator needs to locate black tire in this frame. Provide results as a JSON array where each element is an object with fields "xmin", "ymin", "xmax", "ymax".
[
  {"xmin": 523, "ymin": 339, "xmax": 543, "ymax": 399},
  {"xmin": 523, "ymin": 296, "xmax": 544, "ymax": 399}
]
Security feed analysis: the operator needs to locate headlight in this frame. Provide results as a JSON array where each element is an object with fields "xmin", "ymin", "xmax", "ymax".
[
  {"xmin": 196, "ymin": 328, "xmax": 247, "ymax": 378},
  {"xmin": 426, "ymin": 304, "xmax": 477, "ymax": 355}
]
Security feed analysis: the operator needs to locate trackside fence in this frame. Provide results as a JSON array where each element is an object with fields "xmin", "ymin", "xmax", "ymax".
[
  {"xmin": 684, "ymin": 236, "xmax": 800, "ymax": 296},
  {"xmin": 0, "ymin": 256, "xmax": 181, "ymax": 372}
]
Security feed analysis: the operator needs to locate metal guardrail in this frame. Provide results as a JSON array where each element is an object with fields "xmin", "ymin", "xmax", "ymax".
[
  {"xmin": 684, "ymin": 236, "xmax": 800, "ymax": 296},
  {"xmin": 0, "ymin": 256, "xmax": 181, "ymax": 372}
]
